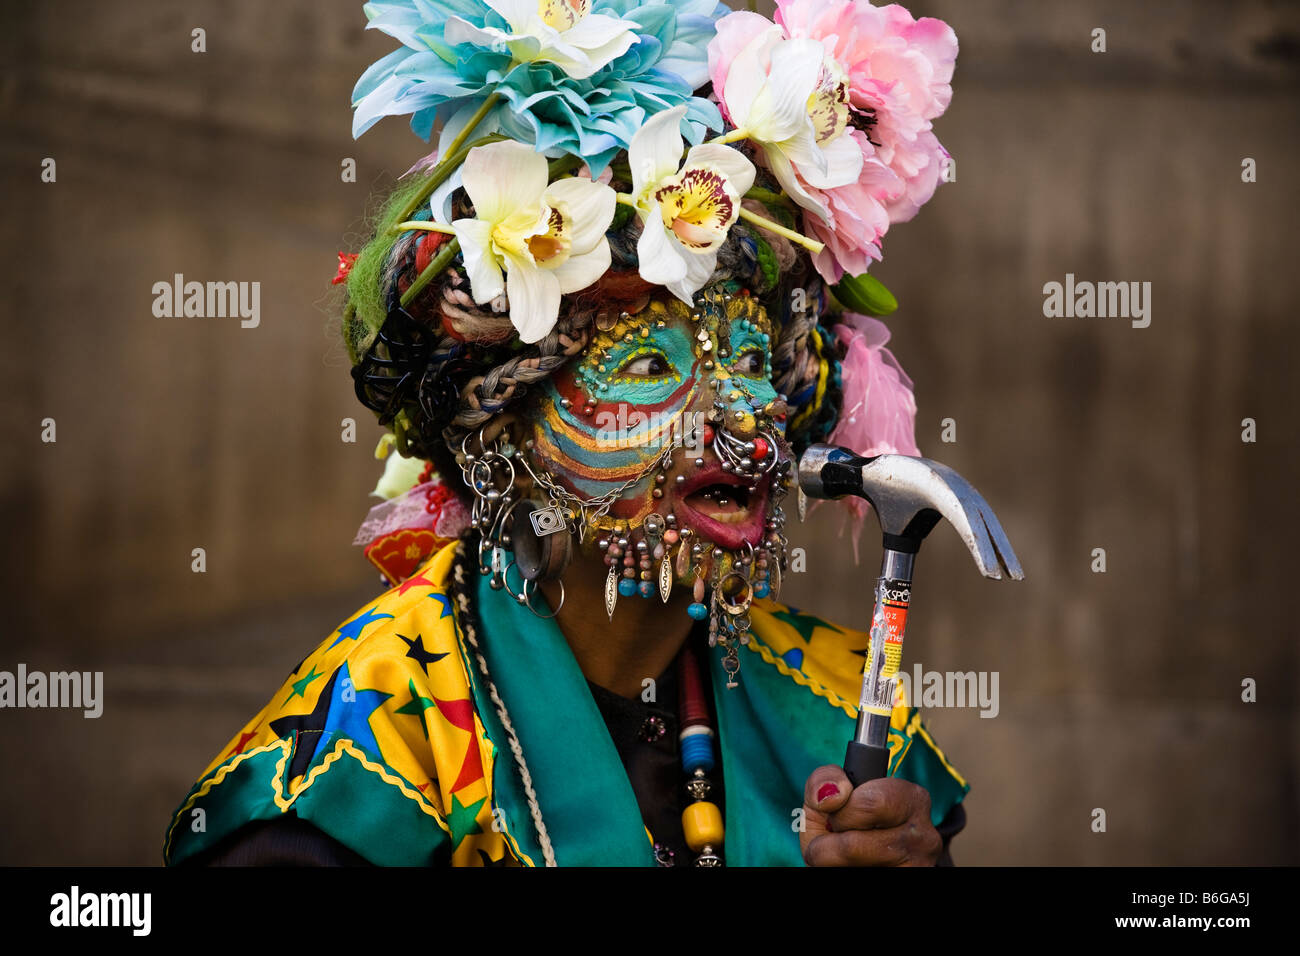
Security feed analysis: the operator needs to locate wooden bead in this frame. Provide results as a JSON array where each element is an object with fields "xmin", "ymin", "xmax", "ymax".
[{"xmin": 682, "ymin": 801, "xmax": 724, "ymax": 852}]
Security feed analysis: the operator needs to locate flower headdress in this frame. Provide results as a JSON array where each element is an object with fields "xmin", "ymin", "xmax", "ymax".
[{"xmin": 339, "ymin": 0, "xmax": 956, "ymax": 578}]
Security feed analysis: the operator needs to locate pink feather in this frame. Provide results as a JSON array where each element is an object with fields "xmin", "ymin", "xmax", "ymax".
[{"xmin": 824, "ymin": 312, "xmax": 921, "ymax": 562}]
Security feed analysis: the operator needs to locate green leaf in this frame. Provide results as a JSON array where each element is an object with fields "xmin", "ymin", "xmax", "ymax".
[{"xmin": 832, "ymin": 273, "xmax": 899, "ymax": 317}]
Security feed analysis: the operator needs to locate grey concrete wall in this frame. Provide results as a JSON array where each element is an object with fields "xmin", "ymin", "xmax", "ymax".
[{"xmin": 0, "ymin": 0, "xmax": 1295, "ymax": 864}]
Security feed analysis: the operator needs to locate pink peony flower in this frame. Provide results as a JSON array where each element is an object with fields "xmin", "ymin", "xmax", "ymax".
[
  {"xmin": 775, "ymin": 0, "xmax": 957, "ymax": 227},
  {"xmin": 801, "ymin": 131, "xmax": 901, "ymax": 283}
]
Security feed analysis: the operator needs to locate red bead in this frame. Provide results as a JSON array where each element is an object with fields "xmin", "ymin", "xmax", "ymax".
[
  {"xmin": 752, "ymin": 436, "xmax": 769, "ymax": 460},
  {"xmin": 702, "ymin": 424, "xmax": 715, "ymax": 444},
  {"xmin": 678, "ymin": 642, "xmax": 712, "ymax": 727}
]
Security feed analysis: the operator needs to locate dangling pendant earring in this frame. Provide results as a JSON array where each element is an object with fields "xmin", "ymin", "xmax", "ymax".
[
  {"xmin": 605, "ymin": 565, "xmax": 619, "ymax": 620},
  {"xmin": 687, "ymin": 552, "xmax": 708, "ymax": 622},
  {"xmin": 640, "ymin": 513, "xmax": 673, "ymax": 603},
  {"xmin": 600, "ymin": 530, "xmax": 637, "ymax": 621},
  {"xmin": 716, "ymin": 563, "xmax": 753, "ymax": 689},
  {"xmin": 659, "ymin": 514, "xmax": 683, "ymax": 603},
  {"xmin": 658, "ymin": 553, "xmax": 673, "ymax": 602}
]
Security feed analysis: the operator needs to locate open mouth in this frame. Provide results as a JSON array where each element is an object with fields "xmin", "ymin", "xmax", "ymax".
[
  {"xmin": 683, "ymin": 482, "xmax": 754, "ymax": 522},
  {"xmin": 675, "ymin": 462, "xmax": 772, "ymax": 549}
]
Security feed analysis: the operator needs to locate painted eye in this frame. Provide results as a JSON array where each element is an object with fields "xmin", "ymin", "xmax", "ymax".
[
  {"xmin": 733, "ymin": 349, "xmax": 765, "ymax": 375},
  {"xmin": 618, "ymin": 353, "xmax": 672, "ymax": 378}
]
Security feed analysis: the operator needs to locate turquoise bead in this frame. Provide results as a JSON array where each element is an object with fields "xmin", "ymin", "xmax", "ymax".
[
  {"xmin": 638, "ymin": 581, "xmax": 654, "ymax": 598},
  {"xmin": 687, "ymin": 602, "xmax": 708, "ymax": 620},
  {"xmin": 754, "ymin": 581, "xmax": 770, "ymax": 598},
  {"xmin": 618, "ymin": 579, "xmax": 637, "ymax": 597}
]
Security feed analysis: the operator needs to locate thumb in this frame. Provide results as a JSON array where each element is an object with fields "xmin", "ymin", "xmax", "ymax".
[{"xmin": 800, "ymin": 764, "xmax": 852, "ymax": 859}]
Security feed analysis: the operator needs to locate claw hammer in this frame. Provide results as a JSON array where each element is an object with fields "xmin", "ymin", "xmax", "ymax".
[{"xmin": 798, "ymin": 445, "xmax": 1025, "ymax": 786}]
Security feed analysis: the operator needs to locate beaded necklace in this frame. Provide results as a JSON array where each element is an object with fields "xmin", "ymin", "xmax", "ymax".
[
  {"xmin": 673, "ymin": 635, "xmax": 724, "ymax": 867},
  {"xmin": 452, "ymin": 538, "xmax": 728, "ymax": 867}
]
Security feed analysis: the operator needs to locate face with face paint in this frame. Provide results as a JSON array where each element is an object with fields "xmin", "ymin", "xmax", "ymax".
[{"xmin": 520, "ymin": 286, "xmax": 794, "ymax": 594}]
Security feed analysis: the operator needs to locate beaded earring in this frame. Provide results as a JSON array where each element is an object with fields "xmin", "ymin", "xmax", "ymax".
[{"xmin": 586, "ymin": 290, "xmax": 797, "ymax": 687}]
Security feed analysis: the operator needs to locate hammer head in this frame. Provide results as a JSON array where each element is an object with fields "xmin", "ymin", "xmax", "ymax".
[{"xmin": 798, "ymin": 444, "xmax": 1024, "ymax": 581}]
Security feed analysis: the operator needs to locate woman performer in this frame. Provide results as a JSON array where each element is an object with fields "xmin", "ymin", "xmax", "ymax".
[{"xmin": 165, "ymin": 0, "xmax": 967, "ymax": 867}]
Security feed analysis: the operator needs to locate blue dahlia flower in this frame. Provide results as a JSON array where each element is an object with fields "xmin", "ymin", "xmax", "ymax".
[{"xmin": 352, "ymin": 0, "xmax": 730, "ymax": 172}]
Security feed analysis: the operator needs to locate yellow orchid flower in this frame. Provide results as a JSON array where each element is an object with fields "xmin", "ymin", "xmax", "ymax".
[
  {"xmin": 626, "ymin": 105, "xmax": 756, "ymax": 304},
  {"xmin": 715, "ymin": 28, "xmax": 862, "ymax": 220}
]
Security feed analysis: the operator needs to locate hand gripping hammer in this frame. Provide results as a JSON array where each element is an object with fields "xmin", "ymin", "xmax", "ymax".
[{"xmin": 797, "ymin": 445, "xmax": 1025, "ymax": 787}]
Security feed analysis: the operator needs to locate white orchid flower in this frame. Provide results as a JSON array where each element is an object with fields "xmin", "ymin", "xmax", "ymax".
[
  {"xmin": 452, "ymin": 140, "xmax": 617, "ymax": 343},
  {"xmin": 718, "ymin": 28, "xmax": 862, "ymax": 220},
  {"xmin": 446, "ymin": 0, "xmax": 639, "ymax": 81},
  {"xmin": 628, "ymin": 105, "xmax": 756, "ymax": 304}
]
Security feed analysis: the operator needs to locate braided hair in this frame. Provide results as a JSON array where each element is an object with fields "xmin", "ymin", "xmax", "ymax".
[{"xmin": 344, "ymin": 159, "xmax": 849, "ymax": 497}]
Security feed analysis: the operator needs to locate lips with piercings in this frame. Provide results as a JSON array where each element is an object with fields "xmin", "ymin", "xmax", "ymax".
[{"xmin": 673, "ymin": 457, "xmax": 778, "ymax": 550}]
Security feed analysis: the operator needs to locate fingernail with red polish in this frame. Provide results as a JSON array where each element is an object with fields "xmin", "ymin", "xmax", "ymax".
[{"xmin": 816, "ymin": 783, "xmax": 839, "ymax": 803}]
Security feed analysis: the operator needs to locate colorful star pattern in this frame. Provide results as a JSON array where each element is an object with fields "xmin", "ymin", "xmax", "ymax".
[
  {"xmin": 170, "ymin": 542, "xmax": 963, "ymax": 870},
  {"xmin": 446, "ymin": 794, "xmax": 486, "ymax": 844},
  {"xmin": 770, "ymin": 606, "xmax": 844, "ymax": 644},
  {"xmin": 309, "ymin": 661, "xmax": 392, "ymax": 765},
  {"xmin": 227, "ymin": 728, "xmax": 259, "ymax": 757},
  {"xmin": 285, "ymin": 665, "xmax": 324, "ymax": 704},
  {"xmin": 399, "ymin": 632, "xmax": 448, "ymax": 676},
  {"xmin": 329, "ymin": 605, "xmax": 395, "ymax": 648},
  {"xmin": 396, "ymin": 573, "xmax": 437, "ymax": 596},
  {"xmin": 426, "ymin": 592, "xmax": 453, "ymax": 619},
  {"xmin": 434, "ymin": 696, "xmax": 485, "ymax": 793},
  {"xmin": 269, "ymin": 669, "xmax": 339, "ymax": 781},
  {"xmin": 395, "ymin": 679, "xmax": 438, "ymax": 739}
]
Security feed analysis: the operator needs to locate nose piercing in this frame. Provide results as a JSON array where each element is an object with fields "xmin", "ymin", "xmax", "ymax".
[{"xmin": 728, "ymin": 408, "xmax": 757, "ymax": 437}]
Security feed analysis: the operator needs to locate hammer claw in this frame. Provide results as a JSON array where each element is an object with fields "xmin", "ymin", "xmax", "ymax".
[{"xmin": 979, "ymin": 503, "xmax": 1025, "ymax": 581}]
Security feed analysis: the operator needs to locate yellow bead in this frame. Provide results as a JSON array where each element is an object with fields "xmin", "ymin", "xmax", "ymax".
[{"xmin": 681, "ymin": 801, "xmax": 724, "ymax": 852}]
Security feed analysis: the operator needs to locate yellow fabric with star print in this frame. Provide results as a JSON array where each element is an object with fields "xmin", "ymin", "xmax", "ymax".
[{"xmin": 164, "ymin": 541, "xmax": 967, "ymax": 866}]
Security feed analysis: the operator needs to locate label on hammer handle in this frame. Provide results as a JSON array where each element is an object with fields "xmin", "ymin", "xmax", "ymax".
[{"xmin": 878, "ymin": 577, "xmax": 910, "ymax": 680}]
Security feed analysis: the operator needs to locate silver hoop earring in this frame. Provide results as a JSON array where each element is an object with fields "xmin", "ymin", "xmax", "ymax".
[
  {"xmin": 523, "ymin": 577, "xmax": 565, "ymax": 619},
  {"xmin": 460, "ymin": 428, "xmax": 517, "ymax": 589}
]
